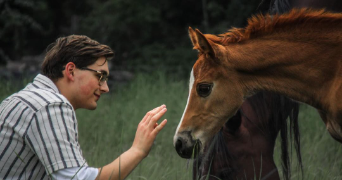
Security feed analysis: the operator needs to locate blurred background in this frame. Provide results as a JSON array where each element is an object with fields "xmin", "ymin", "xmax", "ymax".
[
  {"xmin": 0, "ymin": 0, "xmax": 271, "ymax": 81},
  {"xmin": 1, "ymin": 0, "xmax": 341, "ymax": 179}
]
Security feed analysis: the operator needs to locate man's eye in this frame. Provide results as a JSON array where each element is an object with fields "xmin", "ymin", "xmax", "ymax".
[{"xmin": 100, "ymin": 74, "xmax": 108, "ymax": 82}]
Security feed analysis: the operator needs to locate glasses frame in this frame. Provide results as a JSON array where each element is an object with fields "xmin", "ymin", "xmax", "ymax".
[{"xmin": 79, "ymin": 67, "xmax": 108, "ymax": 86}]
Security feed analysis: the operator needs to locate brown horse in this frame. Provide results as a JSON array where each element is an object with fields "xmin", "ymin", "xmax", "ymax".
[
  {"xmin": 192, "ymin": 92, "xmax": 301, "ymax": 180},
  {"xmin": 173, "ymin": 8, "xmax": 342, "ymax": 158}
]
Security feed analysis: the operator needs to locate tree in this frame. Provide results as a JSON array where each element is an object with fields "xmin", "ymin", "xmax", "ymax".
[{"xmin": 0, "ymin": 0, "xmax": 46, "ymax": 63}]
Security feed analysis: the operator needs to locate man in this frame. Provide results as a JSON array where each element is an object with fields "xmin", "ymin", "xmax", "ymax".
[{"xmin": 0, "ymin": 35, "xmax": 167, "ymax": 180}]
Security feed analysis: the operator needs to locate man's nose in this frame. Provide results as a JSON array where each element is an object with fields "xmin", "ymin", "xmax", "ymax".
[{"xmin": 100, "ymin": 81, "xmax": 109, "ymax": 93}]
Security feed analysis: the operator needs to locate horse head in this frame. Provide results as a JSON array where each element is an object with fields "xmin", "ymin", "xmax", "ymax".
[{"xmin": 173, "ymin": 27, "xmax": 245, "ymax": 158}]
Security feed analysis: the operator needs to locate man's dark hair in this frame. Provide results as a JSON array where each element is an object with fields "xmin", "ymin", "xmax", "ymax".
[{"xmin": 41, "ymin": 35, "xmax": 114, "ymax": 80}]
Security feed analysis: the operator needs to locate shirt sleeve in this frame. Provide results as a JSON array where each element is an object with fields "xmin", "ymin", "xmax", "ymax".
[
  {"xmin": 51, "ymin": 166, "xmax": 99, "ymax": 180},
  {"xmin": 25, "ymin": 102, "xmax": 87, "ymax": 175}
]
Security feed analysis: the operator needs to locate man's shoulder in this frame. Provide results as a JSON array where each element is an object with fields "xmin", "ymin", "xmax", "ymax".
[{"xmin": 10, "ymin": 88, "xmax": 71, "ymax": 112}]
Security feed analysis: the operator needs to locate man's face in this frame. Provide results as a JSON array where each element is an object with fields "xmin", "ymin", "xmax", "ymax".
[{"xmin": 73, "ymin": 57, "xmax": 110, "ymax": 110}]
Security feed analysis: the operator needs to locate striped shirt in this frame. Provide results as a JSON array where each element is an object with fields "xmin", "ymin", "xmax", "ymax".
[{"xmin": 0, "ymin": 74, "xmax": 87, "ymax": 180}]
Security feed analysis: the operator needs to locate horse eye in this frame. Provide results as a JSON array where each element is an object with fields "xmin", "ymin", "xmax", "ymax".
[{"xmin": 196, "ymin": 83, "xmax": 213, "ymax": 97}]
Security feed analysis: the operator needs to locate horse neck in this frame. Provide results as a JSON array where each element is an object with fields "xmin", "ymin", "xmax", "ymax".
[{"xmin": 222, "ymin": 25, "xmax": 342, "ymax": 110}]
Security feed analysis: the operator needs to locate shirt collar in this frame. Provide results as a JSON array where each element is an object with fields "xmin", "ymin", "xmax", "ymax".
[{"xmin": 33, "ymin": 74, "xmax": 61, "ymax": 94}]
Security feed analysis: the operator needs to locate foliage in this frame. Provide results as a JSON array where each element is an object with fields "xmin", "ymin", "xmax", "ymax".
[
  {"xmin": 0, "ymin": 0, "xmax": 45, "ymax": 62},
  {"xmin": 1, "ymin": 0, "xmax": 270, "ymax": 78},
  {"xmin": 78, "ymin": 0, "xmax": 267, "ymax": 78}
]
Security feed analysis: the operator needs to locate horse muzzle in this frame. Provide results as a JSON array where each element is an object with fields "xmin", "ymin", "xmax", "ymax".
[{"xmin": 174, "ymin": 131, "xmax": 201, "ymax": 159}]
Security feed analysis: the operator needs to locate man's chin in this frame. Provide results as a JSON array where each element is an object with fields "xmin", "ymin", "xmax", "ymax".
[
  {"xmin": 89, "ymin": 106, "xmax": 97, "ymax": 110},
  {"xmin": 85, "ymin": 103, "xmax": 97, "ymax": 110}
]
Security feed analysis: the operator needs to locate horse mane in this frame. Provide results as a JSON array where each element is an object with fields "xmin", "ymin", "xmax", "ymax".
[
  {"xmin": 205, "ymin": 8, "xmax": 342, "ymax": 45},
  {"xmin": 247, "ymin": 92, "xmax": 302, "ymax": 180}
]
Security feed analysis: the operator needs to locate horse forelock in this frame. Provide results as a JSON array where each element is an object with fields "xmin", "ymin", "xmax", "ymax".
[{"xmin": 204, "ymin": 8, "xmax": 342, "ymax": 45}]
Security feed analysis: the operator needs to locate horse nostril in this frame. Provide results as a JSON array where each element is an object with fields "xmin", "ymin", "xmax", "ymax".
[
  {"xmin": 175, "ymin": 138, "xmax": 183, "ymax": 154},
  {"xmin": 175, "ymin": 136, "xmax": 198, "ymax": 159}
]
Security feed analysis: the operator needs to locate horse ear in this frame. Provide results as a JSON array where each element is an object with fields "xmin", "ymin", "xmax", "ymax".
[
  {"xmin": 194, "ymin": 29, "xmax": 216, "ymax": 58},
  {"xmin": 188, "ymin": 27, "xmax": 198, "ymax": 48}
]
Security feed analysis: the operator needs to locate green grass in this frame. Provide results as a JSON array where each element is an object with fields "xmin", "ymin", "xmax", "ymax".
[
  {"xmin": 1, "ymin": 73, "xmax": 341, "ymax": 179},
  {"xmin": 274, "ymin": 106, "xmax": 342, "ymax": 180},
  {"xmin": 76, "ymin": 72, "xmax": 192, "ymax": 180}
]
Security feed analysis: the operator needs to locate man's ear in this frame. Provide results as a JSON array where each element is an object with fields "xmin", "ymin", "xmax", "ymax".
[{"xmin": 64, "ymin": 62, "xmax": 76, "ymax": 80}]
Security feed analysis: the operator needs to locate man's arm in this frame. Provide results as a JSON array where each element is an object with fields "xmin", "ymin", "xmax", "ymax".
[
  {"xmin": 52, "ymin": 167, "xmax": 98, "ymax": 180},
  {"xmin": 96, "ymin": 105, "xmax": 168, "ymax": 180}
]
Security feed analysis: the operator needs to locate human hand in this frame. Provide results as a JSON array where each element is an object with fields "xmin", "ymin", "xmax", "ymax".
[{"xmin": 131, "ymin": 105, "xmax": 168, "ymax": 158}]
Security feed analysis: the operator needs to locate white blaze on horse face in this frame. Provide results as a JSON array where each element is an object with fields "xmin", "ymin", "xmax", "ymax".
[{"xmin": 173, "ymin": 69, "xmax": 195, "ymax": 143}]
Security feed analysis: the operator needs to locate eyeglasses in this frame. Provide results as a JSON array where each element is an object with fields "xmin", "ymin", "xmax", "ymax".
[{"xmin": 79, "ymin": 67, "xmax": 108, "ymax": 86}]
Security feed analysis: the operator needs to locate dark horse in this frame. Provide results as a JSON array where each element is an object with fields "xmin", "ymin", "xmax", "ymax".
[{"xmin": 192, "ymin": 92, "xmax": 302, "ymax": 180}]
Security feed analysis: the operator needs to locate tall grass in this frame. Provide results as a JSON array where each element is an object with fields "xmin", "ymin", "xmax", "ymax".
[
  {"xmin": 274, "ymin": 106, "xmax": 342, "ymax": 180},
  {"xmin": 77, "ymin": 72, "xmax": 192, "ymax": 180},
  {"xmin": 1, "ymin": 73, "xmax": 341, "ymax": 179}
]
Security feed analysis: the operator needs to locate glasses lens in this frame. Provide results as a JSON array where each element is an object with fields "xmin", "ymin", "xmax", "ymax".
[{"xmin": 99, "ymin": 73, "xmax": 108, "ymax": 85}]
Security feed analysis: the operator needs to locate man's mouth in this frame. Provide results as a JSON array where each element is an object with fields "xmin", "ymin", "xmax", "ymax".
[{"xmin": 94, "ymin": 94, "xmax": 100, "ymax": 100}]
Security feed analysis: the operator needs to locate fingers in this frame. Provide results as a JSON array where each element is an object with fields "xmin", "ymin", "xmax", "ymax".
[
  {"xmin": 148, "ymin": 106, "xmax": 167, "ymax": 127},
  {"xmin": 139, "ymin": 105, "xmax": 167, "ymax": 137},
  {"xmin": 152, "ymin": 119, "xmax": 167, "ymax": 135},
  {"xmin": 141, "ymin": 105, "xmax": 165, "ymax": 124}
]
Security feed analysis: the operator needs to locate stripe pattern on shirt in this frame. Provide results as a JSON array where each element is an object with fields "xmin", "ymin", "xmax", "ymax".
[{"xmin": 0, "ymin": 74, "xmax": 87, "ymax": 180}]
